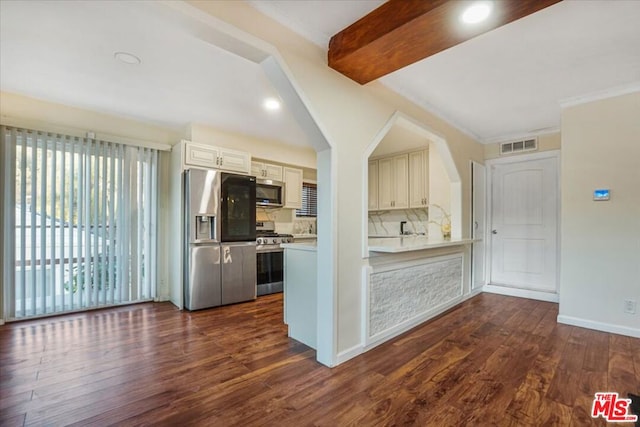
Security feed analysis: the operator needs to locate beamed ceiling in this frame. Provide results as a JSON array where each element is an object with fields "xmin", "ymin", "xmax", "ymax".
[{"xmin": 329, "ymin": 0, "xmax": 562, "ymax": 84}]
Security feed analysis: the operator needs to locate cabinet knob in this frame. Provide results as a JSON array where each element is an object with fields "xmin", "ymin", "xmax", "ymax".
[{"xmin": 492, "ymin": 229, "xmax": 497, "ymax": 234}]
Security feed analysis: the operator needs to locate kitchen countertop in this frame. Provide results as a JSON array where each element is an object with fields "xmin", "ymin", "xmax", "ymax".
[
  {"xmin": 281, "ymin": 242, "xmax": 317, "ymax": 252},
  {"xmin": 368, "ymin": 236, "xmax": 473, "ymax": 253},
  {"xmin": 292, "ymin": 234, "xmax": 317, "ymax": 239}
]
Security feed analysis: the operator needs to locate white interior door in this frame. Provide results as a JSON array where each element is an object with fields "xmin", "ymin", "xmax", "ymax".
[
  {"xmin": 471, "ymin": 162, "xmax": 486, "ymax": 290},
  {"xmin": 490, "ymin": 156, "xmax": 558, "ymax": 292}
]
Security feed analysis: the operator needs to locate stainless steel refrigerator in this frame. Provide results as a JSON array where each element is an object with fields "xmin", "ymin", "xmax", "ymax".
[{"xmin": 183, "ymin": 169, "xmax": 257, "ymax": 310}]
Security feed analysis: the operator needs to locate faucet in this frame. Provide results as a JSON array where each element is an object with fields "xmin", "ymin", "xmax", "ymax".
[{"xmin": 400, "ymin": 221, "xmax": 407, "ymax": 235}]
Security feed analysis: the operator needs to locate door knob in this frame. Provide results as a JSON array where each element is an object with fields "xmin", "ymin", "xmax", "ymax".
[
  {"xmin": 492, "ymin": 229, "xmax": 497, "ymax": 234},
  {"xmin": 474, "ymin": 221, "xmax": 479, "ymax": 230}
]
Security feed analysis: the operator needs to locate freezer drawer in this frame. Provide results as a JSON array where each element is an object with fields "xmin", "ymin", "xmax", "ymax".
[
  {"xmin": 185, "ymin": 245, "xmax": 221, "ymax": 310},
  {"xmin": 221, "ymin": 242, "xmax": 257, "ymax": 305}
]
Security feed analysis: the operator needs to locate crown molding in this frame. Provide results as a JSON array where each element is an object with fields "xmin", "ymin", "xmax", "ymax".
[{"xmin": 559, "ymin": 82, "xmax": 640, "ymax": 109}]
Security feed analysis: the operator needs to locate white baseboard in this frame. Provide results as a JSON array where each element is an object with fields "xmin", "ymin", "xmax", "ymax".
[
  {"xmin": 336, "ymin": 344, "xmax": 364, "ymax": 365},
  {"xmin": 483, "ymin": 284, "xmax": 559, "ymax": 303},
  {"xmin": 557, "ymin": 315, "xmax": 640, "ymax": 339},
  {"xmin": 470, "ymin": 286, "xmax": 484, "ymax": 297}
]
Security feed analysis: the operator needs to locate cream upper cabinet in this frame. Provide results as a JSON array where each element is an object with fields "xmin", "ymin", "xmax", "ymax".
[
  {"xmin": 218, "ymin": 147, "xmax": 251, "ymax": 174},
  {"xmin": 409, "ymin": 149, "xmax": 429, "ymax": 208},
  {"xmin": 250, "ymin": 162, "xmax": 263, "ymax": 177},
  {"xmin": 392, "ymin": 154, "xmax": 409, "ymax": 209},
  {"xmin": 368, "ymin": 160, "xmax": 379, "ymax": 211},
  {"xmin": 378, "ymin": 154, "xmax": 409, "ymax": 209},
  {"xmin": 184, "ymin": 142, "xmax": 219, "ymax": 169},
  {"xmin": 283, "ymin": 167, "xmax": 303, "ymax": 209},
  {"xmin": 378, "ymin": 158, "xmax": 394, "ymax": 209},
  {"xmin": 251, "ymin": 161, "xmax": 283, "ymax": 181},
  {"xmin": 181, "ymin": 140, "xmax": 250, "ymax": 174}
]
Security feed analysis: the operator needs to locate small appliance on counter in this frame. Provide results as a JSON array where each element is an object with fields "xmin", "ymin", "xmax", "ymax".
[
  {"xmin": 183, "ymin": 169, "xmax": 257, "ymax": 310},
  {"xmin": 256, "ymin": 221, "xmax": 292, "ymax": 296}
]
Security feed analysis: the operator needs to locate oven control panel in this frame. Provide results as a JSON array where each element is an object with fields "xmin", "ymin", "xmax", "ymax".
[{"xmin": 256, "ymin": 236, "xmax": 293, "ymax": 245}]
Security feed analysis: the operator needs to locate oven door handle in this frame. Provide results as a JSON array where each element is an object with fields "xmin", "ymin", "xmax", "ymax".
[{"xmin": 256, "ymin": 247, "xmax": 284, "ymax": 254}]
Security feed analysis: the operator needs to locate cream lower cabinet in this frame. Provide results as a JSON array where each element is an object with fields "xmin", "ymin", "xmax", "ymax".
[
  {"xmin": 378, "ymin": 154, "xmax": 409, "ymax": 210},
  {"xmin": 409, "ymin": 150, "xmax": 429, "ymax": 208},
  {"xmin": 368, "ymin": 161, "xmax": 379, "ymax": 211},
  {"xmin": 283, "ymin": 167, "xmax": 303, "ymax": 209}
]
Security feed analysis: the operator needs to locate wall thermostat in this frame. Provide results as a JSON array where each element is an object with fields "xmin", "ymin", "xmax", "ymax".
[{"xmin": 593, "ymin": 189, "xmax": 610, "ymax": 201}]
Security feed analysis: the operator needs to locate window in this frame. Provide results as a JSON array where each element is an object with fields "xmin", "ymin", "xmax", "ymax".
[
  {"xmin": 296, "ymin": 182, "xmax": 317, "ymax": 217},
  {"xmin": 2, "ymin": 126, "xmax": 158, "ymax": 319}
]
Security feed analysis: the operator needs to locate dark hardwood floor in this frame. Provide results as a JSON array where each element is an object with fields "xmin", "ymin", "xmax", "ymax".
[{"xmin": 1, "ymin": 293, "xmax": 638, "ymax": 426}]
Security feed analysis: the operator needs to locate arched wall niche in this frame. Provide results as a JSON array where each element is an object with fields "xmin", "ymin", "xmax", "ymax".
[{"xmin": 362, "ymin": 111, "xmax": 462, "ymax": 254}]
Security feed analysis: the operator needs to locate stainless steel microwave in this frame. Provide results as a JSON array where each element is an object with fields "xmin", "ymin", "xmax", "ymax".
[{"xmin": 256, "ymin": 179, "xmax": 283, "ymax": 207}]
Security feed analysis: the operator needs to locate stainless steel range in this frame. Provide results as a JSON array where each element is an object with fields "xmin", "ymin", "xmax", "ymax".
[{"xmin": 256, "ymin": 221, "xmax": 292, "ymax": 296}]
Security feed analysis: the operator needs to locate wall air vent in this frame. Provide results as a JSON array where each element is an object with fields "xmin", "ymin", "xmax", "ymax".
[{"xmin": 500, "ymin": 138, "xmax": 538, "ymax": 155}]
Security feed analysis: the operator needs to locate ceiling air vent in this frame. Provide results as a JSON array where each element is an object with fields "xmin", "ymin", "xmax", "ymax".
[{"xmin": 500, "ymin": 138, "xmax": 538, "ymax": 155}]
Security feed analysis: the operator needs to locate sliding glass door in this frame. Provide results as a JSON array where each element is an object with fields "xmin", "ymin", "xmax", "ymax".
[{"xmin": 1, "ymin": 126, "xmax": 158, "ymax": 319}]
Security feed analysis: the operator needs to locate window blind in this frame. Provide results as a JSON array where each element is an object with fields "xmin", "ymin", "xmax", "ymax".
[
  {"xmin": 296, "ymin": 182, "xmax": 317, "ymax": 217},
  {"xmin": 1, "ymin": 126, "xmax": 158, "ymax": 319}
]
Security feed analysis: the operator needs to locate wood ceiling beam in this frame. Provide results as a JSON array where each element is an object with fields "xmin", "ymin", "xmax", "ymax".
[{"xmin": 328, "ymin": 0, "xmax": 562, "ymax": 84}]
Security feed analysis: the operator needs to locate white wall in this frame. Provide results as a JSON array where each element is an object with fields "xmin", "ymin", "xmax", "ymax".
[
  {"xmin": 0, "ymin": 91, "xmax": 179, "ymax": 147},
  {"xmin": 558, "ymin": 91, "xmax": 640, "ymax": 337}
]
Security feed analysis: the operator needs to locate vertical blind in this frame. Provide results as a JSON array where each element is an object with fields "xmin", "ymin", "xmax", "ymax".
[{"xmin": 1, "ymin": 126, "xmax": 158, "ymax": 319}]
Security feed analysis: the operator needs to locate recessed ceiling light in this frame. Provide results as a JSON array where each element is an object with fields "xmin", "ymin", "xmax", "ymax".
[
  {"xmin": 263, "ymin": 98, "xmax": 281, "ymax": 111},
  {"xmin": 461, "ymin": 1, "xmax": 492, "ymax": 24},
  {"xmin": 114, "ymin": 51, "xmax": 141, "ymax": 65}
]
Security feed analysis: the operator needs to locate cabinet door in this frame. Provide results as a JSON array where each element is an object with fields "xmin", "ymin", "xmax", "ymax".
[
  {"xmin": 409, "ymin": 150, "xmax": 429, "ymax": 207},
  {"xmin": 264, "ymin": 163, "xmax": 283, "ymax": 181},
  {"xmin": 219, "ymin": 148, "xmax": 250, "ymax": 174},
  {"xmin": 368, "ymin": 161, "xmax": 379, "ymax": 211},
  {"xmin": 393, "ymin": 154, "xmax": 409, "ymax": 209},
  {"xmin": 184, "ymin": 143, "xmax": 219, "ymax": 169},
  {"xmin": 283, "ymin": 167, "xmax": 303, "ymax": 209},
  {"xmin": 251, "ymin": 161, "xmax": 265, "ymax": 177},
  {"xmin": 378, "ymin": 157, "xmax": 394, "ymax": 209}
]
